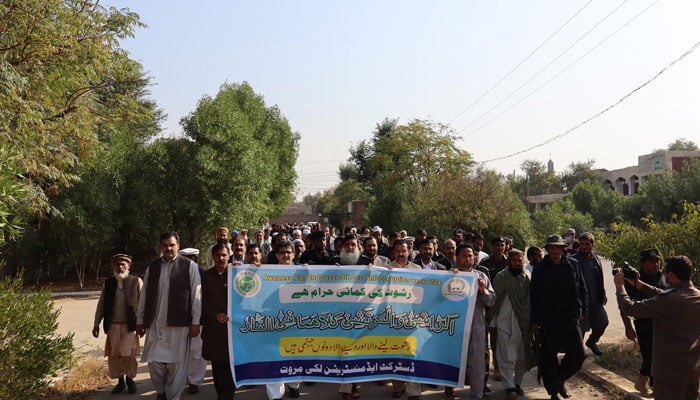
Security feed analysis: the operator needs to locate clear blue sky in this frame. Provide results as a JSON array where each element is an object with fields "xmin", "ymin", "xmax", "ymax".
[{"xmin": 111, "ymin": 0, "xmax": 700, "ymax": 198}]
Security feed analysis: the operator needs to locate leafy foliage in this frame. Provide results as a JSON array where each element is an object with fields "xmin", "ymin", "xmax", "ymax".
[
  {"xmin": 532, "ymin": 198, "xmax": 594, "ymax": 242},
  {"xmin": 666, "ymin": 138, "xmax": 698, "ymax": 151},
  {"xmin": 0, "ymin": 276, "xmax": 74, "ymax": 399}
]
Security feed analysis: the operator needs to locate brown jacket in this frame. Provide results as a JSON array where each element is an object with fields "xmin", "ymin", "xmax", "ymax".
[{"xmin": 617, "ymin": 281, "xmax": 700, "ymax": 384}]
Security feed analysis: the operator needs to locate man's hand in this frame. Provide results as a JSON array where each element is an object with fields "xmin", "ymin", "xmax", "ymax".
[
  {"xmin": 136, "ymin": 324, "xmax": 146, "ymax": 337},
  {"xmin": 613, "ymin": 270, "xmax": 626, "ymax": 288},
  {"xmin": 216, "ymin": 313, "xmax": 230, "ymax": 324},
  {"xmin": 625, "ymin": 326, "xmax": 637, "ymax": 341},
  {"xmin": 190, "ymin": 324, "xmax": 201, "ymax": 337},
  {"xmin": 92, "ymin": 326, "xmax": 99, "ymax": 338},
  {"xmin": 477, "ymin": 278, "xmax": 486, "ymax": 294}
]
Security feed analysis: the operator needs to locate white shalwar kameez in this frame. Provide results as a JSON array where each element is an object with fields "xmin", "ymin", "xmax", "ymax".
[
  {"xmin": 495, "ymin": 296, "xmax": 527, "ymax": 390},
  {"xmin": 138, "ymin": 258, "xmax": 201, "ymax": 400}
]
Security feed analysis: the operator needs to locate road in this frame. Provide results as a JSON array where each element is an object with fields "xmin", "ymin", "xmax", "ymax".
[{"xmin": 53, "ymin": 258, "xmax": 625, "ymax": 399}]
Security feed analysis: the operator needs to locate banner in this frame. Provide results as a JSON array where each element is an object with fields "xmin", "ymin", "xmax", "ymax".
[{"xmin": 228, "ymin": 265, "xmax": 477, "ymax": 386}]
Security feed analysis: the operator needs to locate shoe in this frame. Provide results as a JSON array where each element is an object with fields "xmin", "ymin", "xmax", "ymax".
[
  {"xmin": 351, "ymin": 384, "xmax": 360, "ymax": 399},
  {"xmin": 550, "ymin": 395, "xmax": 561, "ymax": 400},
  {"xmin": 341, "ymin": 394, "xmax": 353, "ymax": 400},
  {"xmin": 514, "ymin": 384, "xmax": 524, "ymax": 396},
  {"xmin": 634, "ymin": 374, "xmax": 651, "ymax": 395},
  {"xmin": 112, "ymin": 376, "xmax": 126, "ymax": 394},
  {"xmin": 187, "ymin": 383, "xmax": 199, "ymax": 394},
  {"xmin": 506, "ymin": 388, "xmax": 518, "ymax": 399},
  {"xmin": 156, "ymin": 394, "xmax": 166, "ymax": 400},
  {"xmin": 288, "ymin": 386, "xmax": 300, "ymax": 398},
  {"xmin": 126, "ymin": 377, "xmax": 137, "ymax": 394},
  {"xmin": 444, "ymin": 387, "xmax": 456, "ymax": 400},
  {"xmin": 483, "ymin": 385, "xmax": 491, "ymax": 394},
  {"xmin": 558, "ymin": 382, "xmax": 571, "ymax": 398},
  {"xmin": 585, "ymin": 339, "xmax": 603, "ymax": 356},
  {"xmin": 392, "ymin": 387, "xmax": 405, "ymax": 398}
]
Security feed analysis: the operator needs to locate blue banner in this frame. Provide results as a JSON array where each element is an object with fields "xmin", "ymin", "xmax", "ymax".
[{"xmin": 228, "ymin": 265, "xmax": 477, "ymax": 386}]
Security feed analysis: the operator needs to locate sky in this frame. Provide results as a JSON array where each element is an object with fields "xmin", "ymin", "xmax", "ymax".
[{"xmin": 110, "ymin": 0, "xmax": 700, "ymax": 198}]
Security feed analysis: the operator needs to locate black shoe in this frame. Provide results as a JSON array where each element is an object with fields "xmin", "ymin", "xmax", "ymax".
[
  {"xmin": 126, "ymin": 377, "xmax": 137, "ymax": 394},
  {"xmin": 187, "ymin": 383, "xmax": 199, "ymax": 394},
  {"xmin": 514, "ymin": 385, "xmax": 524, "ymax": 396},
  {"xmin": 156, "ymin": 394, "xmax": 166, "ymax": 400},
  {"xmin": 550, "ymin": 395, "xmax": 561, "ymax": 400},
  {"xmin": 483, "ymin": 385, "xmax": 491, "ymax": 393},
  {"xmin": 558, "ymin": 382, "xmax": 571, "ymax": 398},
  {"xmin": 586, "ymin": 339, "xmax": 603, "ymax": 356},
  {"xmin": 111, "ymin": 376, "xmax": 126, "ymax": 394},
  {"xmin": 288, "ymin": 387, "xmax": 300, "ymax": 398}
]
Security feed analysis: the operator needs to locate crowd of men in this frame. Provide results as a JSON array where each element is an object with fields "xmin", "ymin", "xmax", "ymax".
[{"xmin": 91, "ymin": 224, "xmax": 700, "ymax": 400}]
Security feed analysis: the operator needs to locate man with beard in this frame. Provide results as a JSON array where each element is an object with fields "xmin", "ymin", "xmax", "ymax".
[
  {"xmin": 299, "ymin": 230, "xmax": 336, "ymax": 265},
  {"xmin": 292, "ymin": 239, "xmax": 306, "ymax": 264},
  {"xmin": 488, "ymin": 249, "xmax": 533, "ymax": 399},
  {"xmin": 93, "ymin": 254, "xmax": 142, "ymax": 394},
  {"xmin": 361, "ymin": 236, "xmax": 390, "ymax": 267},
  {"xmin": 136, "ymin": 232, "xmax": 202, "ymax": 400},
  {"xmin": 229, "ymin": 237, "xmax": 247, "ymax": 265},
  {"xmin": 442, "ymin": 239, "xmax": 457, "ymax": 269},
  {"xmin": 524, "ymin": 246, "xmax": 543, "ymax": 274},
  {"xmin": 254, "ymin": 229, "xmax": 271, "ymax": 259},
  {"xmin": 444, "ymin": 243, "xmax": 495, "ymax": 400},
  {"xmin": 206, "ymin": 227, "xmax": 232, "ymax": 267},
  {"xmin": 619, "ymin": 248, "xmax": 663, "ymax": 395},
  {"xmin": 574, "ymin": 233, "xmax": 608, "ymax": 356},
  {"xmin": 530, "ymin": 235, "xmax": 587, "ymax": 400},
  {"xmin": 415, "ymin": 239, "xmax": 447, "ymax": 270},
  {"xmin": 201, "ymin": 243, "xmax": 236, "ymax": 400},
  {"xmin": 333, "ymin": 234, "xmax": 371, "ymax": 266}
]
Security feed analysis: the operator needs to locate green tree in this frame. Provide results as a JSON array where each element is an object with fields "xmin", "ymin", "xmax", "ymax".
[
  {"xmin": 509, "ymin": 159, "xmax": 562, "ymax": 204},
  {"xmin": 349, "ymin": 119, "xmax": 473, "ymax": 231},
  {"xmin": 180, "ymin": 82, "xmax": 299, "ymax": 239},
  {"xmin": 532, "ymin": 198, "xmax": 593, "ymax": 242},
  {"xmin": 0, "ymin": 0, "xmax": 145, "ymax": 219},
  {"xmin": 560, "ymin": 159, "xmax": 599, "ymax": 192},
  {"xmin": 667, "ymin": 138, "xmax": 698, "ymax": 151}
]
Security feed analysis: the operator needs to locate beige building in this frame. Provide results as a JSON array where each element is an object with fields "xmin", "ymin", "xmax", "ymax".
[{"xmin": 598, "ymin": 150, "xmax": 700, "ymax": 195}]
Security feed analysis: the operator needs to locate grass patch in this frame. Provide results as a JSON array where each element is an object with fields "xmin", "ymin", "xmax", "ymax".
[
  {"xmin": 595, "ymin": 339, "xmax": 642, "ymax": 382},
  {"xmin": 44, "ymin": 356, "xmax": 110, "ymax": 400}
]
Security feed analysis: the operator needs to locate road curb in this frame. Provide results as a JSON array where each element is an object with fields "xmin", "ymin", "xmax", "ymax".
[
  {"xmin": 578, "ymin": 359, "xmax": 649, "ymax": 400},
  {"xmin": 50, "ymin": 291, "xmax": 100, "ymax": 299}
]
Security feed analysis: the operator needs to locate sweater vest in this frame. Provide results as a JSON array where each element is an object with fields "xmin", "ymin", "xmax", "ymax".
[
  {"xmin": 102, "ymin": 275, "xmax": 139, "ymax": 333},
  {"xmin": 143, "ymin": 256, "xmax": 193, "ymax": 328}
]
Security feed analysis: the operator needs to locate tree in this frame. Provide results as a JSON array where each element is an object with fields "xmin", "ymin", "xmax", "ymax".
[
  {"xmin": 0, "ymin": 0, "xmax": 145, "ymax": 220},
  {"xmin": 509, "ymin": 159, "xmax": 562, "ymax": 204},
  {"xmin": 667, "ymin": 138, "xmax": 698, "ymax": 151},
  {"xmin": 532, "ymin": 198, "xmax": 593, "ymax": 242},
  {"xmin": 569, "ymin": 179, "xmax": 623, "ymax": 227},
  {"xmin": 560, "ymin": 159, "xmax": 599, "ymax": 192},
  {"xmin": 180, "ymin": 82, "xmax": 299, "ymax": 240},
  {"xmin": 349, "ymin": 119, "xmax": 473, "ymax": 231}
]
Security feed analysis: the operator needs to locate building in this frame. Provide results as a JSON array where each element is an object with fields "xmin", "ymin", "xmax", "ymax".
[{"xmin": 598, "ymin": 150, "xmax": 700, "ymax": 195}]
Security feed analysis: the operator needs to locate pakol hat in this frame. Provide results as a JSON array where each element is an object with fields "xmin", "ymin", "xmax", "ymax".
[{"xmin": 111, "ymin": 253, "xmax": 132, "ymax": 264}]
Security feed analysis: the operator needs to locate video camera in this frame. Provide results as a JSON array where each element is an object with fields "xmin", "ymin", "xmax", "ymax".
[{"xmin": 611, "ymin": 261, "xmax": 638, "ymax": 279}]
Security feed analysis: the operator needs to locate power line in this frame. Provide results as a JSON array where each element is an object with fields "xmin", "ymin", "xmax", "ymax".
[
  {"xmin": 464, "ymin": 0, "xmax": 660, "ymax": 138},
  {"xmin": 448, "ymin": 0, "xmax": 593, "ymax": 125},
  {"xmin": 478, "ymin": 38, "xmax": 700, "ymax": 163},
  {"xmin": 457, "ymin": 0, "xmax": 631, "ymax": 135}
]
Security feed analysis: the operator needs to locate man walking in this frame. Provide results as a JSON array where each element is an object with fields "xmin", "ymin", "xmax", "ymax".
[
  {"xmin": 489, "ymin": 249, "xmax": 533, "ymax": 399},
  {"xmin": 530, "ymin": 235, "xmax": 587, "ymax": 400},
  {"xmin": 136, "ymin": 232, "xmax": 202, "ymax": 400},
  {"xmin": 93, "ymin": 253, "xmax": 142, "ymax": 395},
  {"xmin": 574, "ymin": 232, "xmax": 608, "ymax": 356}
]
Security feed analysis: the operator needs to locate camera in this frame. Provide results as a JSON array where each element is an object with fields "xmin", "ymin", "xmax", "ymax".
[{"xmin": 612, "ymin": 261, "xmax": 638, "ymax": 279}]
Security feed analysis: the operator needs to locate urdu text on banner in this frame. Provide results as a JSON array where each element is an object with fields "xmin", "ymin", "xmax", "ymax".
[{"xmin": 227, "ymin": 265, "xmax": 478, "ymax": 386}]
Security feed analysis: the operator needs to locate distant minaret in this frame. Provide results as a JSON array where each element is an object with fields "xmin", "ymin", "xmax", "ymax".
[{"xmin": 547, "ymin": 155, "xmax": 554, "ymax": 175}]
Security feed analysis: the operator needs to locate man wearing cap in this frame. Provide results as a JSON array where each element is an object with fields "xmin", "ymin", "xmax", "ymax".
[
  {"xmin": 254, "ymin": 229, "xmax": 271, "ymax": 258},
  {"xmin": 452, "ymin": 229, "xmax": 464, "ymax": 244},
  {"xmin": 292, "ymin": 239, "xmax": 306, "ymax": 264},
  {"xmin": 179, "ymin": 248, "xmax": 206, "ymax": 395},
  {"xmin": 372, "ymin": 226, "xmax": 390, "ymax": 258},
  {"xmin": 299, "ymin": 230, "xmax": 336, "ymax": 265},
  {"xmin": 93, "ymin": 253, "xmax": 143, "ymax": 394},
  {"xmin": 615, "ymin": 255, "xmax": 700, "ymax": 400},
  {"xmin": 619, "ymin": 248, "xmax": 664, "ymax": 395},
  {"xmin": 136, "ymin": 232, "xmax": 202, "ymax": 400},
  {"xmin": 573, "ymin": 232, "xmax": 608, "ymax": 356},
  {"xmin": 530, "ymin": 235, "xmax": 587, "ymax": 400},
  {"xmin": 563, "ymin": 228, "xmax": 579, "ymax": 256}
]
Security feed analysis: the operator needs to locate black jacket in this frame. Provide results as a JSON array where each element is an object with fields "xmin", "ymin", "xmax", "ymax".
[{"xmin": 530, "ymin": 255, "xmax": 588, "ymax": 329}]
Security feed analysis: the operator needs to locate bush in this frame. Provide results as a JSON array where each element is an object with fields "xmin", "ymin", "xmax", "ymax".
[
  {"xmin": 598, "ymin": 202, "xmax": 700, "ymax": 286},
  {"xmin": 0, "ymin": 276, "xmax": 74, "ymax": 399}
]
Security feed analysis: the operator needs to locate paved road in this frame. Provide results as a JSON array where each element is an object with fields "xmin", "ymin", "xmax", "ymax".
[{"xmin": 53, "ymin": 258, "xmax": 625, "ymax": 400}]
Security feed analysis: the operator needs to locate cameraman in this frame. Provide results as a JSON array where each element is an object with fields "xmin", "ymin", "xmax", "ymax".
[
  {"xmin": 619, "ymin": 249, "xmax": 663, "ymax": 395},
  {"xmin": 615, "ymin": 255, "xmax": 700, "ymax": 400}
]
